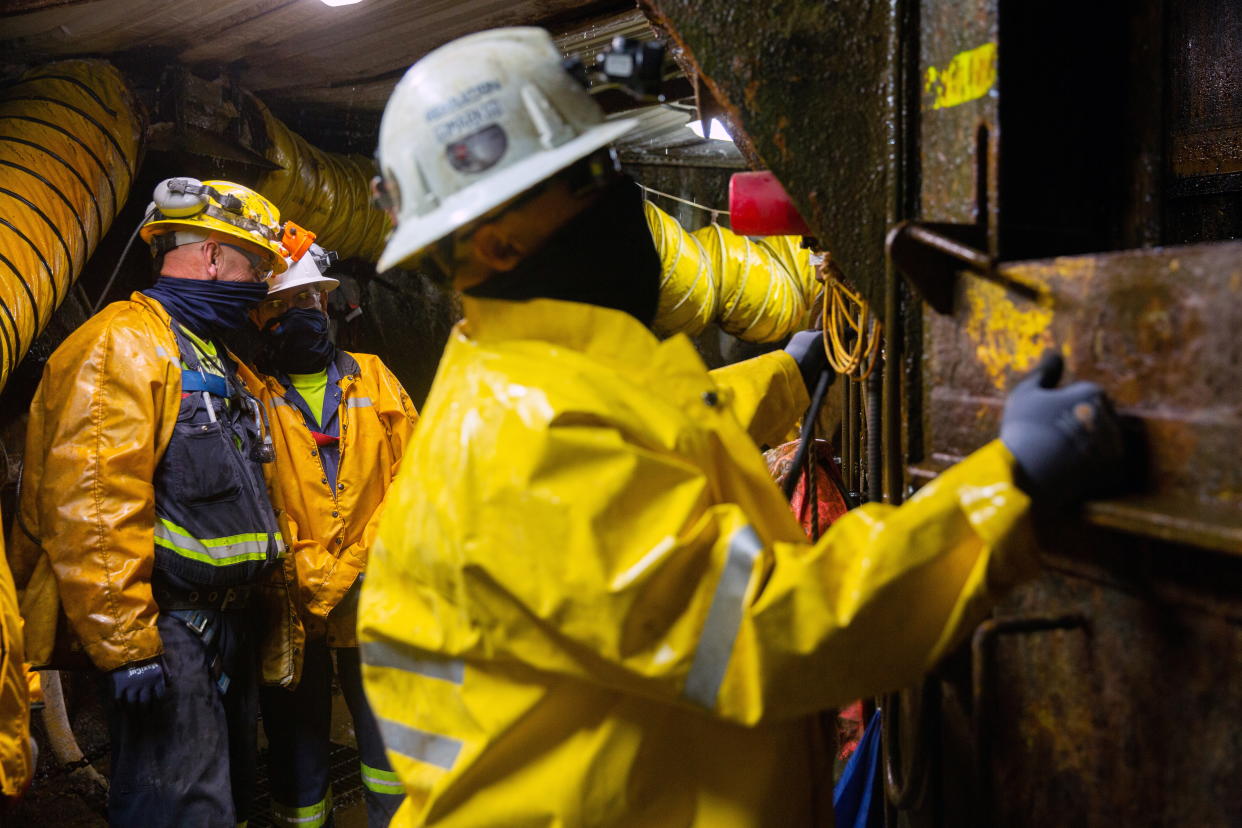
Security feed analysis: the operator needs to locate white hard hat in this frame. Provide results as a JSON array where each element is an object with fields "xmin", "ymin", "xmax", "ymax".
[
  {"xmin": 375, "ymin": 26, "xmax": 639, "ymax": 273},
  {"xmin": 266, "ymin": 243, "xmax": 340, "ymax": 295}
]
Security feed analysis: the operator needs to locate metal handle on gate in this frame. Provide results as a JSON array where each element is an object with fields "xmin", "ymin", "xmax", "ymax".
[
  {"xmin": 886, "ymin": 220, "xmax": 1041, "ymax": 314},
  {"xmin": 971, "ymin": 612, "xmax": 1089, "ymax": 826}
]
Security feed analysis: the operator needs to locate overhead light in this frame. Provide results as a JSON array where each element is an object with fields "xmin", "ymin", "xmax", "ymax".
[
  {"xmin": 686, "ymin": 118, "xmax": 734, "ymax": 143},
  {"xmin": 320, "ymin": 0, "xmax": 363, "ymax": 6}
]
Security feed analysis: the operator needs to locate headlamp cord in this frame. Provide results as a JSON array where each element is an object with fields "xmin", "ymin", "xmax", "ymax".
[{"xmin": 93, "ymin": 206, "xmax": 154, "ymax": 314}]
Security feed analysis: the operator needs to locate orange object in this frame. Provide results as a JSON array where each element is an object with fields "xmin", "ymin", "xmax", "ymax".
[
  {"xmin": 281, "ymin": 221, "xmax": 316, "ymax": 262},
  {"xmin": 764, "ymin": 438, "xmax": 850, "ymax": 540}
]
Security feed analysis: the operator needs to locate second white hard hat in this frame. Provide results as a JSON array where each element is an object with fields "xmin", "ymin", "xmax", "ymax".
[
  {"xmin": 375, "ymin": 27, "xmax": 638, "ymax": 273},
  {"xmin": 267, "ymin": 243, "xmax": 339, "ymax": 295}
]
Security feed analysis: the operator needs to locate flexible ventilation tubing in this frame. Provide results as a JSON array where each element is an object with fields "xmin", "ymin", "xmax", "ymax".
[
  {"xmin": 253, "ymin": 97, "xmax": 391, "ymax": 263},
  {"xmin": 0, "ymin": 60, "xmax": 142, "ymax": 391},
  {"xmin": 645, "ymin": 201, "xmax": 820, "ymax": 342}
]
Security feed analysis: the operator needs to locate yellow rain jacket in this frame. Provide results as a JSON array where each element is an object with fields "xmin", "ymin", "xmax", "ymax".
[
  {"xmin": 359, "ymin": 296, "xmax": 1035, "ymax": 827},
  {"xmin": 244, "ymin": 352, "xmax": 418, "ymax": 651},
  {"xmin": 0, "ymin": 515, "xmax": 33, "ymax": 797},
  {"xmin": 10, "ymin": 292, "xmax": 303, "ymax": 685}
]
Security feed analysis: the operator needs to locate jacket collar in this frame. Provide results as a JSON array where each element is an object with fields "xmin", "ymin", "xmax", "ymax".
[
  {"xmin": 460, "ymin": 295, "xmax": 665, "ymax": 371},
  {"xmin": 262, "ymin": 348, "xmax": 359, "ymax": 397},
  {"xmin": 130, "ymin": 290, "xmax": 175, "ymax": 328}
]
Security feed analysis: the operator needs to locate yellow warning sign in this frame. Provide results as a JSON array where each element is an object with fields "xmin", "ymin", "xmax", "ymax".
[{"xmin": 924, "ymin": 42, "xmax": 997, "ymax": 110}]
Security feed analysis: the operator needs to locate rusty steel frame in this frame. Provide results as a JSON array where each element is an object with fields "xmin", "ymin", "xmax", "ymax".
[
  {"xmin": 631, "ymin": 1, "xmax": 1240, "ymax": 826},
  {"xmin": 921, "ymin": 241, "xmax": 1242, "ymax": 554}
]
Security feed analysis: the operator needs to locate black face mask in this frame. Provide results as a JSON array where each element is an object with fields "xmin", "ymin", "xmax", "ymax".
[
  {"xmin": 465, "ymin": 176, "xmax": 660, "ymax": 327},
  {"xmin": 259, "ymin": 307, "xmax": 335, "ymax": 375}
]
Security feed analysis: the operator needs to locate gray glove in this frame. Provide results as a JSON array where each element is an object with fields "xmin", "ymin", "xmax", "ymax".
[
  {"xmin": 783, "ymin": 330, "xmax": 835, "ymax": 394},
  {"xmin": 1000, "ymin": 351, "xmax": 1125, "ymax": 504}
]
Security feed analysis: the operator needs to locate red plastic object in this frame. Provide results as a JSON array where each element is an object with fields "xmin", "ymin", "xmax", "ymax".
[{"xmin": 728, "ymin": 170, "xmax": 812, "ymax": 236}]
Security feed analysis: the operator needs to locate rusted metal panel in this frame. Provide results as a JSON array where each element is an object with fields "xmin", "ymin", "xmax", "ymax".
[
  {"xmin": 981, "ymin": 539, "xmax": 1242, "ymax": 827},
  {"xmin": 919, "ymin": 0, "xmax": 998, "ymax": 242},
  {"xmin": 1168, "ymin": 0, "xmax": 1242, "ymax": 182},
  {"xmin": 638, "ymin": 0, "xmax": 902, "ymax": 312},
  {"xmin": 1165, "ymin": 0, "xmax": 1242, "ymax": 244},
  {"xmin": 920, "ymin": 241, "xmax": 1242, "ymax": 553}
]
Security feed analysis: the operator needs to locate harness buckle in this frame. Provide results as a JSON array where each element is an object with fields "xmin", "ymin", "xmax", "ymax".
[{"xmin": 182, "ymin": 610, "xmax": 209, "ymax": 636}]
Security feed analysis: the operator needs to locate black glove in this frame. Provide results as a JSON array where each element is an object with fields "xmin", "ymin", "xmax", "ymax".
[
  {"xmin": 109, "ymin": 657, "xmax": 168, "ymax": 711},
  {"xmin": 783, "ymin": 330, "xmax": 834, "ymax": 394},
  {"xmin": 1000, "ymin": 351, "xmax": 1125, "ymax": 504}
]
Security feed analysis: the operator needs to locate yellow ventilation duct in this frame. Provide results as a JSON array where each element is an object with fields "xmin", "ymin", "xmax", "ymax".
[
  {"xmin": 253, "ymin": 97, "xmax": 390, "ymax": 262},
  {"xmin": 645, "ymin": 201, "xmax": 819, "ymax": 343},
  {"xmin": 0, "ymin": 60, "xmax": 142, "ymax": 391}
]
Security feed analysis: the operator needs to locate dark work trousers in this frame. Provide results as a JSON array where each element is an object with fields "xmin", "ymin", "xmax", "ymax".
[
  {"xmin": 260, "ymin": 641, "xmax": 403, "ymax": 827},
  {"xmin": 105, "ymin": 610, "xmax": 259, "ymax": 827}
]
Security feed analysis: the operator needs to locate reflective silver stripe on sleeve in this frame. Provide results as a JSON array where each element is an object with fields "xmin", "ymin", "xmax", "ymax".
[
  {"xmin": 361, "ymin": 640, "xmax": 464, "ymax": 685},
  {"xmin": 155, "ymin": 346, "xmax": 170, "ymax": 359},
  {"xmin": 683, "ymin": 525, "xmax": 762, "ymax": 709},
  {"xmin": 346, "ymin": 397, "xmax": 373, "ymax": 408},
  {"xmin": 377, "ymin": 717, "xmax": 462, "ymax": 770},
  {"xmin": 270, "ymin": 397, "xmax": 292, "ymax": 408}
]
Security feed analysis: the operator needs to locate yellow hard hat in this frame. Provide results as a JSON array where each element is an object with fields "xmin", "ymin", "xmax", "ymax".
[{"xmin": 141, "ymin": 178, "xmax": 289, "ymax": 274}]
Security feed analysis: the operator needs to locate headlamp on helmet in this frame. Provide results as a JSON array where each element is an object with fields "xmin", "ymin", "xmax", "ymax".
[{"xmin": 141, "ymin": 178, "xmax": 289, "ymax": 274}]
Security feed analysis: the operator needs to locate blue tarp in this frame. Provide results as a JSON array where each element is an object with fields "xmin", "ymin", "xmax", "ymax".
[{"xmin": 833, "ymin": 709, "xmax": 883, "ymax": 828}]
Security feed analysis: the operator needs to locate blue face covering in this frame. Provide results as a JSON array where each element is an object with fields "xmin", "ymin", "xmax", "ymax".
[{"xmin": 142, "ymin": 276, "xmax": 270, "ymax": 337}]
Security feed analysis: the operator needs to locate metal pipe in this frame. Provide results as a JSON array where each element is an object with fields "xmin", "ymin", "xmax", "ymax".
[
  {"xmin": 883, "ymin": 272, "xmax": 904, "ymax": 506},
  {"xmin": 843, "ymin": 378, "xmax": 856, "ymax": 497},
  {"xmin": 896, "ymin": 222, "xmax": 1041, "ymax": 302},
  {"xmin": 866, "ymin": 366, "xmax": 883, "ymax": 503},
  {"xmin": 852, "ymin": 379, "xmax": 863, "ymax": 499}
]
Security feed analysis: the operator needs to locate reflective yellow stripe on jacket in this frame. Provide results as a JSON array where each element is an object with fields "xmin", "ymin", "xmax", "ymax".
[{"xmin": 153, "ymin": 517, "xmax": 282, "ymax": 567}]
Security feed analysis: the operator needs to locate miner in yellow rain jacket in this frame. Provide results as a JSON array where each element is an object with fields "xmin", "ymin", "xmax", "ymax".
[
  {"xmin": 0, "ymin": 510, "xmax": 33, "ymax": 799},
  {"xmin": 9, "ymin": 179, "xmax": 301, "ymax": 826},
  {"xmin": 359, "ymin": 29, "xmax": 1125, "ymax": 827},
  {"xmin": 244, "ymin": 241, "xmax": 418, "ymax": 826}
]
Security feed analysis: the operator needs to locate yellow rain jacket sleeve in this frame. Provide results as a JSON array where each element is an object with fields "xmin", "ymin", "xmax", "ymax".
[
  {"xmin": 13, "ymin": 294, "xmax": 182, "ymax": 671},
  {"xmin": 246, "ymin": 353, "xmax": 417, "ymax": 650},
  {"xmin": 0, "ymin": 515, "xmax": 33, "ymax": 797},
  {"xmin": 708, "ymin": 350, "xmax": 807, "ymax": 448},
  {"xmin": 360, "ymin": 296, "xmax": 1036, "ymax": 827}
]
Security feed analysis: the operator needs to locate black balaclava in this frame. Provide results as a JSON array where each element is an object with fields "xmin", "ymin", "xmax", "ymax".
[
  {"xmin": 258, "ymin": 308, "xmax": 336, "ymax": 375},
  {"xmin": 464, "ymin": 176, "xmax": 660, "ymax": 327}
]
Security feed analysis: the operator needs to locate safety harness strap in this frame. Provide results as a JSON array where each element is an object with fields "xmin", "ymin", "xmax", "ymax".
[
  {"xmin": 180, "ymin": 368, "xmax": 229, "ymax": 397},
  {"xmin": 167, "ymin": 609, "xmax": 231, "ymax": 695}
]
